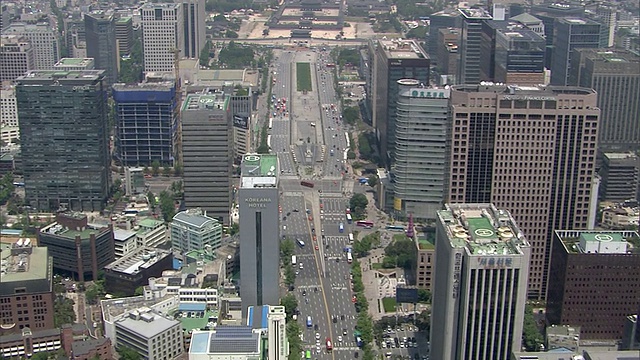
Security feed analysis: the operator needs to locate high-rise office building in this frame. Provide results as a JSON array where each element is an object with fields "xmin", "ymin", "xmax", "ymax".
[
  {"xmin": 181, "ymin": 92, "xmax": 231, "ymax": 224},
  {"xmin": 392, "ymin": 79, "xmax": 448, "ymax": 220},
  {"xmin": 595, "ymin": 4, "xmax": 616, "ymax": 47},
  {"xmin": 177, "ymin": 0, "xmax": 206, "ymax": 59},
  {"xmin": 492, "ymin": 22, "xmax": 546, "ymax": 85},
  {"xmin": 0, "ymin": 245, "xmax": 55, "ymax": 335},
  {"xmin": 599, "ymin": 152, "xmax": 639, "ymax": 202},
  {"xmin": 436, "ymin": 27, "xmax": 460, "ymax": 80},
  {"xmin": 457, "ymin": 8, "xmax": 493, "ymax": 85},
  {"xmin": 0, "ymin": 4, "xmax": 10, "ymax": 31},
  {"xmin": 229, "ymin": 87, "xmax": 253, "ymax": 163},
  {"xmin": 85, "ymin": 12, "xmax": 118, "ymax": 86},
  {"xmin": 52, "ymin": 58, "xmax": 94, "ymax": 71},
  {"xmin": 427, "ymin": 9, "xmax": 461, "ymax": 61},
  {"xmin": 16, "ymin": 70, "xmax": 110, "ymax": 211},
  {"xmin": 372, "ymin": 38, "xmax": 429, "ymax": 165},
  {"xmin": 113, "ymin": 81, "xmax": 178, "ymax": 166},
  {"xmin": 0, "ymin": 35, "xmax": 35, "ymax": 81},
  {"xmin": 239, "ymin": 153, "xmax": 280, "ymax": 314},
  {"xmin": 64, "ymin": 17, "xmax": 86, "ymax": 59},
  {"xmin": 446, "ymin": 84, "xmax": 600, "ymax": 299},
  {"xmin": 0, "ymin": 84, "xmax": 18, "ymax": 127},
  {"xmin": 547, "ymin": 230, "xmax": 640, "ymax": 339},
  {"xmin": 115, "ymin": 17, "xmax": 133, "ymax": 57},
  {"xmin": 2, "ymin": 23, "xmax": 59, "ymax": 69},
  {"xmin": 170, "ymin": 208, "xmax": 223, "ymax": 254},
  {"xmin": 430, "ymin": 203, "xmax": 531, "ymax": 360},
  {"xmin": 267, "ymin": 306, "xmax": 288, "ymax": 360},
  {"xmin": 570, "ymin": 49, "xmax": 640, "ymax": 152},
  {"xmin": 550, "ymin": 17, "xmax": 601, "ymax": 86},
  {"xmin": 530, "ymin": 3, "xmax": 585, "ymax": 69},
  {"xmin": 140, "ymin": 3, "xmax": 184, "ymax": 73}
]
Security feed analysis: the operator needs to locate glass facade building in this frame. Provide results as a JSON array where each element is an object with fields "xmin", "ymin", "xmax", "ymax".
[
  {"xmin": 550, "ymin": 17, "xmax": 602, "ymax": 86},
  {"xmin": 113, "ymin": 82, "xmax": 178, "ymax": 166},
  {"xmin": 84, "ymin": 12, "xmax": 118, "ymax": 86}
]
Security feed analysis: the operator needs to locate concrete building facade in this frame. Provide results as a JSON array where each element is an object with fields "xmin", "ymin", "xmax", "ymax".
[
  {"xmin": 430, "ymin": 203, "xmax": 531, "ymax": 360},
  {"xmin": 0, "ymin": 245, "xmax": 55, "ymax": 335},
  {"xmin": 268, "ymin": 306, "xmax": 288, "ymax": 360},
  {"xmin": 0, "ymin": 35, "xmax": 34, "ymax": 81},
  {"xmin": 170, "ymin": 208, "xmax": 223, "ymax": 254},
  {"xmin": 599, "ymin": 152, "xmax": 639, "ymax": 202},
  {"xmin": 2, "ymin": 23, "xmax": 59, "ymax": 69},
  {"xmin": 457, "ymin": 8, "xmax": 493, "ymax": 85},
  {"xmin": 114, "ymin": 308, "xmax": 183, "ymax": 359},
  {"xmin": 178, "ymin": 0, "xmax": 206, "ymax": 59},
  {"xmin": 239, "ymin": 154, "xmax": 280, "ymax": 314},
  {"xmin": 84, "ymin": 12, "xmax": 118, "ymax": 86},
  {"xmin": 446, "ymin": 84, "xmax": 600, "ymax": 300},
  {"xmin": 550, "ymin": 17, "xmax": 601, "ymax": 86},
  {"xmin": 115, "ymin": 17, "xmax": 133, "ymax": 57},
  {"xmin": 113, "ymin": 81, "xmax": 178, "ymax": 166},
  {"xmin": 103, "ymin": 247, "xmax": 173, "ymax": 296},
  {"xmin": 140, "ymin": 3, "xmax": 184, "ymax": 74},
  {"xmin": 547, "ymin": 230, "xmax": 640, "ymax": 340},
  {"xmin": 0, "ymin": 84, "xmax": 18, "ymax": 127},
  {"xmin": 181, "ymin": 92, "xmax": 231, "ymax": 224},
  {"xmin": 16, "ymin": 70, "xmax": 111, "ymax": 212},
  {"xmin": 52, "ymin": 58, "xmax": 95, "ymax": 71},
  {"xmin": 392, "ymin": 80, "xmax": 448, "ymax": 220}
]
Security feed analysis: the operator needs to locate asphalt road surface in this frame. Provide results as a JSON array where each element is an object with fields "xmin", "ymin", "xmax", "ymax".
[{"xmin": 274, "ymin": 47, "xmax": 362, "ymax": 360}]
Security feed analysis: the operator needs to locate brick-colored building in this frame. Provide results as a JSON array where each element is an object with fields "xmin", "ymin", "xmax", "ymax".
[
  {"xmin": 547, "ymin": 230, "xmax": 640, "ymax": 340},
  {"xmin": 0, "ymin": 243, "xmax": 55, "ymax": 336}
]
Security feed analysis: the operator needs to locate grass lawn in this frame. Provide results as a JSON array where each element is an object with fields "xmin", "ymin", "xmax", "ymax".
[
  {"xmin": 296, "ymin": 62, "xmax": 312, "ymax": 92},
  {"xmin": 382, "ymin": 297, "xmax": 397, "ymax": 312},
  {"xmin": 372, "ymin": 263, "xmax": 384, "ymax": 270},
  {"xmin": 393, "ymin": 233, "xmax": 408, "ymax": 242}
]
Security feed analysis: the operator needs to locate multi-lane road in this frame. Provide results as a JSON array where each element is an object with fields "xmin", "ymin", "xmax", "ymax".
[{"xmin": 272, "ymin": 46, "xmax": 363, "ymax": 360}]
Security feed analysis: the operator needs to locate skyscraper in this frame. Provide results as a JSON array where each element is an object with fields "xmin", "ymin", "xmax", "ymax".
[
  {"xmin": 181, "ymin": 92, "xmax": 231, "ymax": 224},
  {"xmin": 392, "ymin": 79, "xmax": 448, "ymax": 220},
  {"xmin": 140, "ymin": 3, "xmax": 184, "ymax": 73},
  {"xmin": 115, "ymin": 17, "xmax": 133, "ymax": 57},
  {"xmin": 570, "ymin": 49, "xmax": 640, "ymax": 152},
  {"xmin": 372, "ymin": 38, "xmax": 429, "ymax": 165},
  {"xmin": 457, "ymin": 8, "xmax": 493, "ymax": 85},
  {"xmin": 267, "ymin": 306, "xmax": 288, "ymax": 360},
  {"xmin": 547, "ymin": 230, "xmax": 640, "ymax": 339},
  {"xmin": 178, "ymin": 0, "xmax": 206, "ymax": 59},
  {"xmin": 530, "ymin": 2, "xmax": 585, "ymax": 69},
  {"xmin": 84, "ymin": 12, "xmax": 118, "ymax": 86},
  {"xmin": 446, "ymin": 84, "xmax": 600, "ymax": 299},
  {"xmin": 113, "ymin": 81, "xmax": 178, "ymax": 166},
  {"xmin": 16, "ymin": 70, "xmax": 110, "ymax": 211},
  {"xmin": 0, "ymin": 35, "xmax": 35, "ymax": 81},
  {"xmin": 550, "ymin": 17, "xmax": 601, "ymax": 86},
  {"xmin": 430, "ymin": 203, "xmax": 531, "ymax": 360},
  {"xmin": 2, "ymin": 23, "xmax": 59, "ymax": 69},
  {"xmin": 491, "ymin": 21, "xmax": 546, "ymax": 85},
  {"xmin": 427, "ymin": 9, "xmax": 461, "ymax": 61},
  {"xmin": 239, "ymin": 153, "xmax": 280, "ymax": 314}
]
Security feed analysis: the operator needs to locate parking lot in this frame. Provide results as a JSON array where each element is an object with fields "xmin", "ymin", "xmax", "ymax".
[{"xmin": 380, "ymin": 324, "xmax": 430, "ymax": 360}]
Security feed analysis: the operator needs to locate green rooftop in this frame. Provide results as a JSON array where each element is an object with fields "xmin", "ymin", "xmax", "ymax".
[
  {"xmin": 181, "ymin": 310, "xmax": 218, "ymax": 333},
  {"xmin": 467, "ymin": 217, "xmax": 499, "ymax": 243},
  {"xmin": 116, "ymin": 17, "xmax": 131, "ymax": 23},
  {"xmin": 57, "ymin": 58, "xmax": 90, "ymax": 65},
  {"xmin": 182, "ymin": 93, "xmax": 229, "ymax": 112},
  {"xmin": 418, "ymin": 238, "xmax": 434, "ymax": 250}
]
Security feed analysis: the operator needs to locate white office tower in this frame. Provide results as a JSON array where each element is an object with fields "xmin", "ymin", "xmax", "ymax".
[
  {"xmin": 267, "ymin": 306, "xmax": 289, "ymax": 360},
  {"xmin": 2, "ymin": 23, "xmax": 59, "ymax": 69},
  {"xmin": 392, "ymin": 79, "xmax": 449, "ymax": 220},
  {"xmin": 140, "ymin": 3, "xmax": 184, "ymax": 73},
  {"xmin": 176, "ymin": 0, "xmax": 206, "ymax": 59},
  {"xmin": 430, "ymin": 203, "xmax": 531, "ymax": 360}
]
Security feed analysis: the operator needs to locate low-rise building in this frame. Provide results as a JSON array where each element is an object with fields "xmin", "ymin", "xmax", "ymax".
[
  {"xmin": 136, "ymin": 218, "xmax": 167, "ymax": 248},
  {"xmin": 38, "ymin": 213, "xmax": 114, "ymax": 282},
  {"xmin": 113, "ymin": 229, "xmax": 138, "ymax": 259},
  {"xmin": 103, "ymin": 247, "xmax": 173, "ymax": 296},
  {"xmin": 124, "ymin": 167, "xmax": 145, "ymax": 195},
  {"xmin": 601, "ymin": 206, "xmax": 640, "ymax": 229},
  {"xmin": 171, "ymin": 209, "xmax": 223, "ymax": 254},
  {"xmin": 0, "ymin": 325, "xmax": 91, "ymax": 359},
  {"xmin": 188, "ymin": 326, "xmax": 262, "ymax": 359},
  {"xmin": 115, "ymin": 308, "xmax": 183, "ymax": 360},
  {"xmin": 71, "ymin": 337, "xmax": 112, "ymax": 360},
  {"xmin": 546, "ymin": 324, "xmax": 580, "ymax": 352},
  {"xmin": 145, "ymin": 275, "xmax": 218, "ymax": 309},
  {"xmin": 52, "ymin": 57, "xmax": 95, "ymax": 71},
  {"xmin": 415, "ymin": 231, "xmax": 435, "ymax": 290}
]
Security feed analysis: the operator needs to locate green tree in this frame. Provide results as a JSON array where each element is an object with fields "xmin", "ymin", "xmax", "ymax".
[
  {"xmin": 163, "ymin": 165, "xmax": 172, "ymax": 177},
  {"xmin": 418, "ymin": 288, "xmax": 431, "ymax": 303},
  {"xmin": 342, "ymin": 106, "xmax": 360, "ymax": 125},
  {"xmin": 357, "ymin": 133, "xmax": 373, "ymax": 160},
  {"xmin": 280, "ymin": 238, "xmax": 295, "ymax": 261},
  {"xmin": 384, "ymin": 237, "xmax": 417, "ymax": 270},
  {"xmin": 349, "ymin": 193, "xmax": 369, "ymax": 220},
  {"xmin": 522, "ymin": 304, "xmax": 544, "ymax": 351},
  {"xmin": 173, "ymin": 162, "xmax": 183, "ymax": 176},
  {"xmin": 280, "ymin": 293, "xmax": 298, "ymax": 319},
  {"xmin": 347, "ymin": 150, "xmax": 356, "ymax": 159},
  {"xmin": 286, "ymin": 320, "xmax": 303, "ymax": 359},
  {"xmin": 353, "ymin": 235, "xmax": 372, "ymax": 257},
  {"xmin": 284, "ymin": 264, "xmax": 296, "ymax": 287},
  {"xmin": 199, "ymin": 40, "xmax": 211, "ymax": 68},
  {"xmin": 406, "ymin": 26, "xmax": 428, "ymax": 39},
  {"xmin": 229, "ymin": 222, "xmax": 239, "ymax": 235},
  {"xmin": 53, "ymin": 295, "xmax": 76, "ymax": 327},
  {"xmin": 147, "ymin": 191, "xmax": 156, "ymax": 210},
  {"xmin": 117, "ymin": 346, "xmax": 142, "ymax": 360},
  {"xmin": 151, "ymin": 160, "xmax": 161, "ymax": 177},
  {"xmin": 159, "ymin": 190, "xmax": 175, "ymax": 222},
  {"xmin": 218, "ymin": 41, "xmax": 255, "ymax": 68},
  {"xmin": 134, "ymin": 286, "xmax": 144, "ymax": 296},
  {"xmin": 225, "ymin": 29, "xmax": 239, "ymax": 38},
  {"xmin": 367, "ymin": 174, "xmax": 378, "ymax": 188}
]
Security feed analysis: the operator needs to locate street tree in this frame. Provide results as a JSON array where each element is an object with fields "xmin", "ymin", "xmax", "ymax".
[
  {"xmin": 151, "ymin": 160, "xmax": 161, "ymax": 176},
  {"xmin": 349, "ymin": 193, "xmax": 368, "ymax": 219},
  {"xmin": 367, "ymin": 174, "xmax": 378, "ymax": 188},
  {"xmin": 280, "ymin": 293, "xmax": 298, "ymax": 319},
  {"xmin": 159, "ymin": 190, "xmax": 175, "ymax": 222},
  {"xmin": 117, "ymin": 346, "xmax": 142, "ymax": 360}
]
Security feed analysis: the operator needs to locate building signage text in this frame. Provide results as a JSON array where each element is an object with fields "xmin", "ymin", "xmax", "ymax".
[
  {"xmin": 502, "ymin": 95, "xmax": 556, "ymax": 101},
  {"xmin": 411, "ymin": 89, "xmax": 450, "ymax": 99},
  {"xmin": 245, "ymin": 197, "xmax": 272, "ymax": 208},
  {"xmin": 477, "ymin": 257, "xmax": 513, "ymax": 268},
  {"xmin": 453, "ymin": 253, "xmax": 462, "ymax": 299}
]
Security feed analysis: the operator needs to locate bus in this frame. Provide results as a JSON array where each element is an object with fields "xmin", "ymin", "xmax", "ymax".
[
  {"xmin": 339, "ymin": 222, "xmax": 344, "ymax": 233},
  {"xmin": 305, "ymin": 350, "xmax": 311, "ymax": 359},
  {"xmin": 300, "ymin": 180, "xmax": 314, "ymax": 188},
  {"xmin": 268, "ymin": 118, "xmax": 273, "ymax": 129},
  {"xmin": 348, "ymin": 233, "xmax": 354, "ymax": 243},
  {"xmin": 267, "ymin": 135, "xmax": 272, "ymax": 149},
  {"xmin": 292, "ymin": 255, "xmax": 297, "ymax": 265},
  {"xmin": 356, "ymin": 220, "xmax": 374, "ymax": 228},
  {"xmin": 307, "ymin": 316, "xmax": 312, "ymax": 328},
  {"xmin": 386, "ymin": 225, "xmax": 405, "ymax": 232},
  {"xmin": 347, "ymin": 252, "xmax": 353, "ymax": 263},
  {"xmin": 297, "ymin": 239, "xmax": 305, "ymax": 247},
  {"xmin": 346, "ymin": 214, "xmax": 352, "ymax": 224}
]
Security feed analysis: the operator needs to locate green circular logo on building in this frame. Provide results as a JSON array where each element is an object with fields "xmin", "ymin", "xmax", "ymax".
[{"xmin": 474, "ymin": 229, "xmax": 494, "ymax": 237}]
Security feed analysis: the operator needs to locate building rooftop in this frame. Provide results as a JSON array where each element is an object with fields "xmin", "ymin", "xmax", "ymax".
[
  {"xmin": 240, "ymin": 154, "xmax": 278, "ymax": 188},
  {"xmin": 452, "ymin": 83, "xmax": 597, "ymax": 98},
  {"xmin": 378, "ymin": 38, "xmax": 429, "ymax": 60},
  {"xmin": 459, "ymin": 8, "xmax": 492, "ymax": 19},
  {"xmin": 101, "ymin": 294, "xmax": 177, "ymax": 322},
  {"xmin": 54, "ymin": 58, "xmax": 94, "ymax": 67},
  {"xmin": 116, "ymin": 17, "xmax": 131, "ymax": 23},
  {"xmin": 180, "ymin": 309, "xmax": 217, "ymax": 334},
  {"xmin": 181, "ymin": 93, "xmax": 229, "ymax": 112},
  {"xmin": 104, "ymin": 247, "xmax": 171, "ymax": 275},
  {"xmin": 72, "ymin": 337, "xmax": 110, "ymax": 356},
  {"xmin": 113, "ymin": 229, "xmax": 137, "ymax": 242},
  {"xmin": 112, "ymin": 81, "xmax": 175, "ymax": 92},
  {"xmin": 246, "ymin": 305, "xmax": 269, "ymax": 329},
  {"xmin": 509, "ymin": 12, "xmax": 543, "ymax": 25},
  {"xmin": 115, "ymin": 309, "xmax": 180, "ymax": 339},
  {"xmin": 603, "ymin": 152, "xmax": 638, "ymax": 160},
  {"xmin": 437, "ymin": 203, "xmax": 529, "ymax": 256},
  {"xmin": 0, "ymin": 243, "xmax": 51, "ymax": 288},
  {"xmin": 558, "ymin": 17, "xmax": 600, "ymax": 26},
  {"xmin": 189, "ymin": 327, "xmax": 260, "ymax": 354},
  {"xmin": 40, "ymin": 221, "xmax": 110, "ymax": 240},
  {"xmin": 172, "ymin": 208, "xmax": 220, "ymax": 229},
  {"xmin": 16, "ymin": 70, "xmax": 105, "ymax": 83},
  {"xmin": 578, "ymin": 48, "xmax": 640, "ymax": 65},
  {"xmin": 556, "ymin": 230, "xmax": 640, "ymax": 254}
]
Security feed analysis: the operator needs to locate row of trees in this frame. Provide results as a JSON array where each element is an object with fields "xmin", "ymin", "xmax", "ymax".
[
  {"xmin": 279, "ymin": 237, "xmax": 304, "ymax": 359},
  {"xmin": 382, "ymin": 236, "xmax": 417, "ymax": 270},
  {"xmin": 352, "ymin": 231, "xmax": 380, "ymax": 258},
  {"xmin": 351, "ymin": 259, "xmax": 376, "ymax": 360}
]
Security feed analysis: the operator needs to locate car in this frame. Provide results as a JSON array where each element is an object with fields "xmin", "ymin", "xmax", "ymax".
[
  {"xmin": 316, "ymin": 333, "xmax": 321, "ymax": 340},
  {"xmin": 311, "ymin": 228, "xmax": 316, "ymax": 234},
  {"xmin": 343, "ymin": 329, "xmax": 348, "ymax": 336},
  {"xmin": 354, "ymin": 352, "xmax": 359, "ymax": 358},
  {"xmin": 314, "ymin": 287, "xmax": 318, "ymax": 292},
  {"xmin": 332, "ymin": 317, "xmax": 337, "ymax": 323},
  {"xmin": 340, "ymin": 314, "xmax": 345, "ymax": 320},
  {"xmin": 282, "ymin": 217, "xmax": 287, "ymax": 221},
  {"xmin": 315, "ymin": 245, "xmax": 319, "ymax": 250},
  {"xmin": 287, "ymin": 212, "xmax": 291, "ymax": 216},
  {"xmin": 302, "ymin": 290, "xmax": 306, "ymax": 296},
  {"xmin": 314, "ymin": 324, "xmax": 319, "ymax": 331},
  {"xmin": 337, "ymin": 335, "xmax": 342, "ymax": 342},
  {"xmin": 293, "ymin": 209, "xmax": 299, "ymax": 212},
  {"xmin": 352, "ymin": 296, "xmax": 357, "ymax": 303}
]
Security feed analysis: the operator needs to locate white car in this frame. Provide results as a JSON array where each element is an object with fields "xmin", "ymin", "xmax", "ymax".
[
  {"xmin": 337, "ymin": 335, "xmax": 342, "ymax": 342},
  {"xmin": 316, "ymin": 333, "xmax": 321, "ymax": 340}
]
